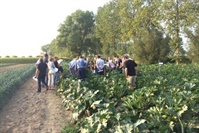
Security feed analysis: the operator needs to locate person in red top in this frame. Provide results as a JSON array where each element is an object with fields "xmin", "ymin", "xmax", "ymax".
[{"xmin": 123, "ymin": 54, "xmax": 139, "ymax": 90}]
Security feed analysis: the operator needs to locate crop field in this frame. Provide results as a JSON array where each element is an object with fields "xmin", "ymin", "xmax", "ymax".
[
  {"xmin": 0, "ymin": 59, "xmax": 198, "ymax": 132},
  {"xmin": 0, "ymin": 63, "xmax": 35, "ymax": 109},
  {"xmin": 57, "ymin": 63, "xmax": 199, "ymax": 133}
]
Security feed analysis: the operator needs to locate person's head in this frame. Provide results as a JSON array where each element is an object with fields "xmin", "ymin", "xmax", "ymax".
[
  {"xmin": 39, "ymin": 56, "xmax": 43, "ymax": 62},
  {"xmin": 114, "ymin": 55, "xmax": 119, "ymax": 59},
  {"xmin": 44, "ymin": 54, "xmax": 48, "ymax": 58},
  {"xmin": 54, "ymin": 56, "xmax": 58, "ymax": 61},
  {"xmin": 97, "ymin": 55, "xmax": 101, "ymax": 58},
  {"xmin": 79, "ymin": 55, "xmax": 83, "ymax": 58},
  {"xmin": 76, "ymin": 55, "xmax": 79, "ymax": 60},
  {"xmin": 49, "ymin": 57, "xmax": 54, "ymax": 61},
  {"xmin": 123, "ymin": 54, "xmax": 129, "ymax": 60}
]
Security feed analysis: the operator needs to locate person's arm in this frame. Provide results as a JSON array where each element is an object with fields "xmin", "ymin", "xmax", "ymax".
[
  {"xmin": 134, "ymin": 61, "xmax": 139, "ymax": 75},
  {"xmin": 124, "ymin": 68, "xmax": 128, "ymax": 77},
  {"xmin": 123, "ymin": 62, "xmax": 128, "ymax": 77},
  {"xmin": 34, "ymin": 68, "xmax": 40, "ymax": 78},
  {"xmin": 135, "ymin": 65, "xmax": 139, "ymax": 75}
]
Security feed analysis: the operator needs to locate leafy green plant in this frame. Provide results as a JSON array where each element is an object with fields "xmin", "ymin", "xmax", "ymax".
[{"xmin": 57, "ymin": 64, "xmax": 199, "ymax": 132}]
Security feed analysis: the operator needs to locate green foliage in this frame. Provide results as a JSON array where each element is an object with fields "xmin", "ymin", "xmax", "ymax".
[
  {"xmin": 0, "ymin": 65, "xmax": 35, "ymax": 109},
  {"xmin": 0, "ymin": 58, "xmax": 38, "ymax": 64},
  {"xmin": 132, "ymin": 29, "xmax": 170, "ymax": 63},
  {"xmin": 57, "ymin": 64, "xmax": 199, "ymax": 132},
  {"xmin": 186, "ymin": 25, "xmax": 199, "ymax": 63},
  {"xmin": 160, "ymin": 0, "xmax": 199, "ymax": 64},
  {"xmin": 61, "ymin": 125, "xmax": 79, "ymax": 133},
  {"xmin": 51, "ymin": 10, "xmax": 100, "ymax": 57},
  {"xmin": 95, "ymin": 1, "xmax": 121, "ymax": 56},
  {"xmin": 0, "ymin": 63, "xmax": 16, "ymax": 68}
]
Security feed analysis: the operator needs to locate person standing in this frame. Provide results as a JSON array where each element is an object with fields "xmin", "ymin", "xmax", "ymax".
[
  {"xmin": 96, "ymin": 55, "xmax": 105, "ymax": 75},
  {"xmin": 53, "ymin": 56, "xmax": 59, "ymax": 86},
  {"xmin": 34, "ymin": 54, "xmax": 49, "ymax": 86},
  {"xmin": 76, "ymin": 55, "xmax": 86, "ymax": 81},
  {"xmin": 57, "ymin": 59, "xmax": 64, "ymax": 78},
  {"xmin": 34, "ymin": 57, "xmax": 48, "ymax": 92},
  {"xmin": 123, "ymin": 54, "xmax": 138, "ymax": 90},
  {"xmin": 69, "ymin": 56, "xmax": 79, "ymax": 77},
  {"xmin": 47, "ymin": 57, "xmax": 56, "ymax": 89},
  {"xmin": 114, "ymin": 55, "xmax": 123, "ymax": 73}
]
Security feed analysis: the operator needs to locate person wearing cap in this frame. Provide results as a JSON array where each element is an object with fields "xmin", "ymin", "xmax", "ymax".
[{"xmin": 123, "ymin": 54, "xmax": 138, "ymax": 90}]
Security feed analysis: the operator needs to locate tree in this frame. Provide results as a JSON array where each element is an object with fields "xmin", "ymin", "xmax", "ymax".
[
  {"xmin": 132, "ymin": 28, "xmax": 170, "ymax": 63},
  {"xmin": 160, "ymin": 0, "xmax": 199, "ymax": 64},
  {"xmin": 186, "ymin": 24, "xmax": 199, "ymax": 63},
  {"xmin": 41, "ymin": 44, "xmax": 50, "ymax": 54},
  {"xmin": 56, "ymin": 10, "xmax": 99, "ymax": 57},
  {"xmin": 95, "ymin": 1, "xmax": 121, "ymax": 56}
]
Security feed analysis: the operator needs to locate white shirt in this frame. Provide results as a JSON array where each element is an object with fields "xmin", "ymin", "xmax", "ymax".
[
  {"xmin": 69, "ymin": 59, "xmax": 77, "ymax": 70},
  {"xmin": 48, "ymin": 61, "xmax": 55, "ymax": 70}
]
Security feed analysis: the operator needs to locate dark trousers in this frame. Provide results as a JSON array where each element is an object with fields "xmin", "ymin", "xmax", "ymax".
[
  {"xmin": 38, "ymin": 75, "xmax": 48, "ymax": 92},
  {"xmin": 78, "ymin": 68, "xmax": 86, "ymax": 81}
]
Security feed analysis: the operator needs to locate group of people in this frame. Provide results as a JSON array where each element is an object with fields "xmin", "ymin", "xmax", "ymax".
[
  {"xmin": 34, "ymin": 53, "xmax": 138, "ymax": 92},
  {"xmin": 34, "ymin": 54, "xmax": 63, "ymax": 92},
  {"xmin": 69, "ymin": 54, "xmax": 139, "ymax": 90}
]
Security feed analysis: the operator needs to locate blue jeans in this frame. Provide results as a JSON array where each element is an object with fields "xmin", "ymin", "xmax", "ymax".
[
  {"xmin": 38, "ymin": 75, "xmax": 48, "ymax": 92},
  {"xmin": 54, "ymin": 72, "xmax": 59, "ymax": 86}
]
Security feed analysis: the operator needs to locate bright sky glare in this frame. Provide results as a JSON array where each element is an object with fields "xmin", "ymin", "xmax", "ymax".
[{"xmin": 0, "ymin": 0, "xmax": 110, "ymax": 57}]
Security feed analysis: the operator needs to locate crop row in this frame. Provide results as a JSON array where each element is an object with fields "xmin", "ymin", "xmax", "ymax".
[
  {"xmin": 57, "ymin": 64, "xmax": 199, "ymax": 133},
  {"xmin": 0, "ymin": 63, "xmax": 16, "ymax": 68},
  {"xmin": 0, "ymin": 65, "xmax": 35, "ymax": 109},
  {"xmin": 0, "ymin": 58, "xmax": 38, "ymax": 64}
]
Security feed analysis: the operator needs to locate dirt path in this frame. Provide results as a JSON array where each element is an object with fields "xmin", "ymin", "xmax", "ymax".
[
  {"xmin": 0, "ymin": 64, "xmax": 30, "ymax": 73},
  {"xmin": 0, "ymin": 77, "xmax": 72, "ymax": 133}
]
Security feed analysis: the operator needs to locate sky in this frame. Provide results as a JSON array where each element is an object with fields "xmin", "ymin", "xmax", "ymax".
[{"xmin": 0, "ymin": 0, "xmax": 110, "ymax": 57}]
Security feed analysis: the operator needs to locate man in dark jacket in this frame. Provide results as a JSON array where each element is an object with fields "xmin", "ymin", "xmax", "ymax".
[{"xmin": 35, "ymin": 57, "xmax": 48, "ymax": 92}]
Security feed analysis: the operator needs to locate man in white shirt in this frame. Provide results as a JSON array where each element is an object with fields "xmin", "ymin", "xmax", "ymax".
[{"xmin": 96, "ymin": 55, "xmax": 105, "ymax": 75}]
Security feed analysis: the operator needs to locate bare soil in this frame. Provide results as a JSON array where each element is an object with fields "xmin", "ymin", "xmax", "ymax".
[{"xmin": 0, "ymin": 76, "xmax": 72, "ymax": 133}]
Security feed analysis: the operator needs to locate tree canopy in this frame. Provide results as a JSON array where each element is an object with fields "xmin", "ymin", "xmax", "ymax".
[{"xmin": 43, "ymin": 0, "xmax": 199, "ymax": 64}]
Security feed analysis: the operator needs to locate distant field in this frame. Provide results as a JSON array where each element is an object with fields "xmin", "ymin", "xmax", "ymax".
[{"xmin": 0, "ymin": 58, "xmax": 38, "ymax": 64}]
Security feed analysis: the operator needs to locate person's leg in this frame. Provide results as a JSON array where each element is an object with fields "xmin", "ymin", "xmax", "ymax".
[
  {"xmin": 41, "ymin": 75, "xmax": 48, "ymax": 90},
  {"xmin": 37, "ymin": 76, "xmax": 42, "ymax": 92},
  {"xmin": 126, "ymin": 76, "xmax": 134, "ymax": 90},
  {"xmin": 78, "ymin": 68, "xmax": 83, "ymax": 80},
  {"xmin": 81, "ymin": 68, "xmax": 86, "ymax": 81},
  {"xmin": 132, "ymin": 76, "xmax": 137, "ymax": 89},
  {"xmin": 51, "ymin": 74, "xmax": 55, "ymax": 88},
  {"xmin": 54, "ymin": 72, "xmax": 59, "ymax": 86},
  {"xmin": 45, "ymin": 75, "xmax": 48, "ymax": 86},
  {"xmin": 48, "ymin": 74, "xmax": 51, "ymax": 89}
]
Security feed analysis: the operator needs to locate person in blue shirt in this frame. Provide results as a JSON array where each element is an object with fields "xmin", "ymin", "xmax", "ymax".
[{"xmin": 76, "ymin": 55, "xmax": 87, "ymax": 81}]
